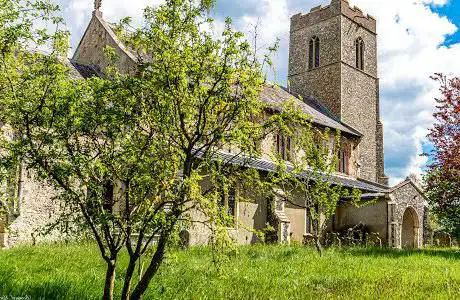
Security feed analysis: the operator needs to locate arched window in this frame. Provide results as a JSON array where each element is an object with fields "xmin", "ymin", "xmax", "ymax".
[
  {"xmin": 355, "ymin": 37, "xmax": 365, "ymax": 70},
  {"xmin": 336, "ymin": 144, "xmax": 351, "ymax": 175},
  {"xmin": 308, "ymin": 36, "xmax": 320, "ymax": 70},
  {"xmin": 276, "ymin": 132, "xmax": 292, "ymax": 161}
]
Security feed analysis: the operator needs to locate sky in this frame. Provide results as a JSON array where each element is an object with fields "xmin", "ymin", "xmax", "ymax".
[{"xmin": 59, "ymin": 0, "xmax": 460, "ymax": 186}]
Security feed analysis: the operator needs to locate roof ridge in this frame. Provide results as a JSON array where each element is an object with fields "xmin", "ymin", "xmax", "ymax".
[{"xmin": 389, "ymin": 178, "xmax": 428, "ymax": 202}]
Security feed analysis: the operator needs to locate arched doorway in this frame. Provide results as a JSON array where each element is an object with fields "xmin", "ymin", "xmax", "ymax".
[{"xmin": 401, "ymin": 207, "xmax": 420, "ymax": 249}]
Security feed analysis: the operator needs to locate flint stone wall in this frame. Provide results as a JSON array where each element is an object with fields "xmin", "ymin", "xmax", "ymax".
[
  {"xmin": 390, "ymin": 181, "xmax": 426, "ymax": 248},
  {"xmin": 4, "ymin": 169, "xmax": 65, "ymax": 248}
]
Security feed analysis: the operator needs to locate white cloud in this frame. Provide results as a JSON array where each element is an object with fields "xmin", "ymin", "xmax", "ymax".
[
  {"xmin": 347, "ymin": 0, "xmax": 460, "ymax": 185},
  {"xmin": 62, "ymin": 0, "xmax": 164, "ymax": 52},
  {"xmin": 228, "ymin": 0, "xmax": 291, "ymax": 83},
  {"xmin": 65, "ymin": 0, "xmax": 163, "ymax": 26},
  {"xmin": 61, "ymin": 0, "xmax": 460, "ymax": 186},
  {"xmin": 232, "ymin": 0, "xmax": 460, "ymax": 185}
]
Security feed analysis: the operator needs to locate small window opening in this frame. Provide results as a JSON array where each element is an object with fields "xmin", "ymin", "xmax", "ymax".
[
  {"xmin": 308, "ymin": 36, "xmax": 320, "ymax": 69},
  {"xmin": 355, "ymin": 37, "xmax": 365, "ymax": 71}
]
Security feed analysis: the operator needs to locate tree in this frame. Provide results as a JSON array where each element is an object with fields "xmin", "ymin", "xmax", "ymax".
[
  {"xmin": 0, "ymin": 0, "xmax": 360, "ymax": 298},
  {"xmin": 270, "ymin": 123, "xmax": 362, "ymax": 256},
  {"xmin": 0, "ymin": 0, "xmax": 288, "ymax": 298},
  {"xmin": 425, "ymin": 74, "xmax": 460, "ymax": 239},
  {"xmin": 0, "ymin": 0, "xmax": 69, "ymax": 222}
]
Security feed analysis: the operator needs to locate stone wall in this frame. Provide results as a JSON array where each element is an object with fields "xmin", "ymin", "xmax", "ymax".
[
  {"xmin": 288, "ymin": 0, "xmax": 383, "ymax": 183},
  {"xmin": 5, "ymin": 169, "xmax": 65, "ymax": 248},
  {"xmin": 340, "ymin": 15, "xmax": 379, "ymax": 182},
  {"xmin": 389, "ymin": 180, "xmax": 427, "ymax": 248},
  {"xmin": 285, "ymin": 191, "xmax": 307, "ymax": 243},
  {"xmin": 186, "ymin": 182, "xmax": 268, "ymax": 246},
  {"xmin": 339, "ymin": 0, "xmax": 376, "ymax": 34},
  {"xmin": 236, "ymin": 198, "xmax": 268, "ymax": 244},
  {"xmin": 341, "ymin": 64, "xmax": 377, "ymax": 181},
  {"xmin": 334, "ymin": 199, "xmax": 388, "ymax": 244},
  {"xmin": 376, "ymin": 119, "xmax": 388, "ymax": 185},
  {"xmin": 289, "ymin": 14, "xmax": 341, "ymax": 76},
  {"xmin": 340, "ymin": 16, "xmax": 377, "ymax": 77},
  {"xmin": 289, "ymin": 13, "xmax": 342, "ymax": 116},
  {"xmin": 259, "ymin": 129, "xmax": 360, "ymax": 179},
  {"xmin": 290, "ymin": 64, "xmax": 342, "ymax": 116}
]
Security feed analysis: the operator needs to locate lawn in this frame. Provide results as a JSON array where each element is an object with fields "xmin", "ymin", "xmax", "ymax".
[{"xmin": 0, "ymin": 243, "xmax": 459, "ymax": 299}]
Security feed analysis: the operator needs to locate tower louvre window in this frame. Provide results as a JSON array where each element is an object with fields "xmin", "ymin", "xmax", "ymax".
[
  {"xmin": 308, "ymin": 36, "xmax": 320, "ymax": 70},
  {"xmin": 355, "ymin": 37, "xmax": 365, "ymax": 71}
]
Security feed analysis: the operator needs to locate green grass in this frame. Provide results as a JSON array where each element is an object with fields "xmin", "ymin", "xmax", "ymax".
[{"xmin": 0, "ymin": 243, "xmax": 459, "ymax": 299}]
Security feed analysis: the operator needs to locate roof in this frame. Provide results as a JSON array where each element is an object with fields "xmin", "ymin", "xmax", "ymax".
[
  {"xmin": 390, "ymin": 177, "xmax": 428, "ymax": 201},
  {"xmin": 68, "ymin": 60, "xmax": 100, "ymax": 79},
  {"xmin": 201, "ymin": 150, "xmax": 388, "ymax": 193},
  {"xmin": 64, "ymin": 63, "xmax": 363, "ymax": 137},
  {"xmin": 72, "ymin": 10, "xmax": 362, "ymax": 138},
  {"xmin": 260, "ymin": 85, "xmax": 362, "ymax": 137}
]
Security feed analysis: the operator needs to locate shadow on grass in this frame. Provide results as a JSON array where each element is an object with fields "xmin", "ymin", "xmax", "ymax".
[
  {"xmin": 0, "ymin": 268, "xmax": 94, "ymax": 300},
  {"xmin": 342, "ymin": 247, "xmax": 460, "ymax": 260},
  {"xmin": 0, "ymin": 281, "xmax": 96, "ymax": 300}
]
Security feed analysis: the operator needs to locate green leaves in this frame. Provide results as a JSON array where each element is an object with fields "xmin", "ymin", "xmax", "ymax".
[{"xmin": 0, "ymin": 0, "xmax": 365, "ymax": 294}]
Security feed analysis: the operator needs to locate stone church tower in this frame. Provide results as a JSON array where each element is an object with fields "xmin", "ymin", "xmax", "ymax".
[{"xmin": 288, "ymin": 0, "xmax": 388, "ymax": 185}]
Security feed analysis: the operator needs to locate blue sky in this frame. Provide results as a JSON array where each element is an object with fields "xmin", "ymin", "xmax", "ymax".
[
  {"xmin": 60, "ymin": 0, "xmax": 460, "ymax": 185},
  {"xmin": 431, "ymin": 1, "xmax": 460, "ymax": 46},
  {"xmin": 424, "ymin": 0, "xmax": 459, "ymax": 170}
]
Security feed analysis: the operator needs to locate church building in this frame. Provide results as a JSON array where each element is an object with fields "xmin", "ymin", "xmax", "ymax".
[{"xmin": 0, "ymin": 0, "xmax": 428, "ymax": 249}]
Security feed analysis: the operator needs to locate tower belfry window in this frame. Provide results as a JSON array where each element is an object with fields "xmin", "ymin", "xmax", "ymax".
[
  {"xmin": 355, "ymin": 37, "xmax": 365, "ymax": 71},
  {"xmin": 308, "ymin": 36, "xmax": 320, "ymax": 70}
]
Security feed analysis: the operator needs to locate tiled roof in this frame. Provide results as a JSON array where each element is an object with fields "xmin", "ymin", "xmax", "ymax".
[
  {"xmin": 68, "ymin": 60, "xmax": 100, "ymax": 79},
  {"xmin": 72, "ymin": 13, "xmax": 361, "ymax": 137},
  {"xmin": 72, "ymin": 11, "xmax": 361, "ymax": 137},
  {"xmin": 63, "ymin": 65, "xmax": 361, "ymax": 137},
  {"xmin": 199, "ymin": 150, "xmax": 388, "ymax": 193},
  {"xmin": 260, "ymin": 85, "xmax": 362, "ymax": 137}
]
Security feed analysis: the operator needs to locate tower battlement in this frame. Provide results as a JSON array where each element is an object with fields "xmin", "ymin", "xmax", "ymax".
[{"xmin": 291, "ymin": 0, "xmax": 376, "ymax": 34}]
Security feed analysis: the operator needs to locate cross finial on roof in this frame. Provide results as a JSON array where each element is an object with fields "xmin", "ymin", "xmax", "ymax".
[{"xmin": 94, "ymin": 0, "xmax": 102, "ymax": 11}]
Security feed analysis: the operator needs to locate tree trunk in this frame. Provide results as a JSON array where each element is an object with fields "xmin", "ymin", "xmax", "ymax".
[
  {"xmin": 121, "ymin": 257, "xmax": 138, "ymax": 300},
  {"xmin": 311, "ymin": 213, "xmax": 323, "ymax": 257},
  {"xmin": 315, "ymin": 236, "xmax": 323, "ymax": 257},
  {"xmin": 130, "ymin": 236, "xmax": 167, "ymax": 300},
  {"xmin": 104, "ymin": 259, "xmax": 117, "ymax": 300}
]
